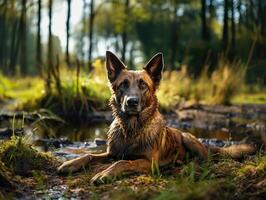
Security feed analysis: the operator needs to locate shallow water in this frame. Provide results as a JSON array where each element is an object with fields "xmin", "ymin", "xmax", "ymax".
[{"xmin": 27, "ymin": 113, "xmax": 265, "ymax": 161}]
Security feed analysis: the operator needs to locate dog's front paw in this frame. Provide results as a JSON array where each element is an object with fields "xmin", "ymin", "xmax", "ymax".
[
  {"xmin": 57, "ymin": 159, "xmax": 84, "ymax": 174},
  {"xmin": 90, "ymin": 171, "xmax": 114, "ymax": 185}
]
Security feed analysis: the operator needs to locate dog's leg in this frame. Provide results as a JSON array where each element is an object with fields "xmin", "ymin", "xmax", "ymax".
[
  {"xmin": 90, "ymin": 159, "xmax": 151, "ymax": 185},
  {"xmin": 181, "ymin": 132, "xmax": 208, "ymax": 160},
  {"xmin": 57, "ymin": 152, "xmax": 110, "ymax": 174}
]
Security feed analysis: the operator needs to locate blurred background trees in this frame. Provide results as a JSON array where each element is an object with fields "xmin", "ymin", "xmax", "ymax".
[{"xmin": 0, "ymin": 0, "xmax": 265, "ymax": 85}]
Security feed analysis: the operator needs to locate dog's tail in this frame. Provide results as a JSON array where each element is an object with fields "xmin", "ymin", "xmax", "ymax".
[
  {"xmin": 181, "ymin": 132, "xmax": 256, "ymax": 160},
  {"xmin": 208, "ymin": 144, "xmax": 256, "ymax": 159}
]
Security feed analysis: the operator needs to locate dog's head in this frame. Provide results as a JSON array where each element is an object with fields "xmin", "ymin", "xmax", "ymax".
[{"xmin": 106, "ymin": 51, "xmax": 164, "ymax": 117}]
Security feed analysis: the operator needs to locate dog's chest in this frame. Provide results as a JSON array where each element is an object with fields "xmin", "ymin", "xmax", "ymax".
[{"xmin": 107, "ymin": 128, "xmax": 158, "ymax": 159}]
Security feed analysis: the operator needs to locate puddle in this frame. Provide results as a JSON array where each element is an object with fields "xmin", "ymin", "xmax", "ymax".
[
  {"xmin": 23, "ymin": 114, "xmax": 264, "ymax": 162},
  {"xmin": 31, "ymin": 124, "xmax": 109, "ymax": 160}
]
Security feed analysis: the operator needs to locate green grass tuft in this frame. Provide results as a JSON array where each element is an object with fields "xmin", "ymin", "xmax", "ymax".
[{"xmin": 0, "ymin": 137, "xmax": 58, "ymax": 176}]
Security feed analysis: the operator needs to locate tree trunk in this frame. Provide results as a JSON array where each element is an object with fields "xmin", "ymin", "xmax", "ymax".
[
  {"xmin": 0, "ymin": 0, "xmax": 7, "ymax": 70},
  {"xmin": 258, "ymin": 0, "xmax": 266, "ymax": 58},
  {"xmin": 262, "ymin": 3, "xmax": 266, "ymax": 58},
  {"xmin": 19, "ymin": 0, "xmax": 28, "ymax": 75},
  {"xmin": 88, "ymin": 0, "xmax": 94, "ymax": 71},
  {"xmin": 201, "ymin": 0, "xmax": 209, "ymax": 40},
  {"xmin": 65, "ymin": 0, "xmax": 71, "ymax": 67},
  {"xmin": 47, "ymin": 0, "xmax": 53, "ymax": 92},
  {"xmin": 222, "ymin": 0, "xmax": 229, "ymax": 52},
  {"xmin": 9, "ymin": 19, "xmax": 19, "ymax": 75},
  {"xmin": 230, "ymin": 0, "xmax": 236, "ymax": 55},
  {"xmin": 121, "ymin": 0, "xmax": 130, "ymax": 62},
  {"xmin": 37, "ymin": 0, "xmax": 42, "ymax": 76},
  {"xmin": 170, "ymin": 1, "xmax": 178, "ymax": 70},
  {"xmin": 237, "ymin": 0, "xmax": 242, "ymax": 32},
  {"xmin": 9, "ymin": 1, "xmax": 25, "ymax": 75},
  {"xmin": 259, "ymin": 0, "xmax": 266, "ymax": 36},
  {"xmin": 81, "ymin": 0, "xmax": 87, "ymax": 66},
  {"xmin": 248, "ymin": 0, "xmax": 254, "ymax": 30},
  {"xmin": 209, "ymin": 0, "xmax": 215, "ymax": 20}
]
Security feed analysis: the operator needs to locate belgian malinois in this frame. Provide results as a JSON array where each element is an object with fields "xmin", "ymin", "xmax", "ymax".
[{"xmin": 58, "ymin": 51, "xmax": 255, "ymax": 184}]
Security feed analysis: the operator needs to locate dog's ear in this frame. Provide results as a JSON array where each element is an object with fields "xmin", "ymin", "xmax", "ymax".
[
  {"xmin": 143, "ymin": 53, "xmax": 164, "ymax": 87},
  {"xmin": 106, "ymin": 51, "xmax": 126, "ymax": 82}
]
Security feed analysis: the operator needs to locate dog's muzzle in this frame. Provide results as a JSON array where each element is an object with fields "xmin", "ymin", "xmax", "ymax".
[{"xmin": 124, "ymin": 96, "xmax": 141, "ymax": 115}]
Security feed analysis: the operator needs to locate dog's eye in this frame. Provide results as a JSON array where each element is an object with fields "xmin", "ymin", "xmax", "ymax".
[
  {"xmin": 119, "ymin": 80, "xmax": 129, "ymax": 90},
  {"xmin": 139, "ymin": 79, "xmax": 147, "ymax": 90}
]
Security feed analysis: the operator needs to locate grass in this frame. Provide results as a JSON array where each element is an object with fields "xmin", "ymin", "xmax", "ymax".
[
  {"xmin": 62, "ymin": 154, "xmax": 265, "ymax": 200},
  {"xmin": 0, "ymin": 57, "xmax": 265, "ymax": 115},
  {"xmin": 36, "ymin": 59, "xmax": 110, "ymax": 115},
  {"xmin": 232, "ymin": 83, "xmax": 266, "ymax": 104},
  {"xmin": 0, "ymin": 73, "xmax": 45, "ymax": 109},
  {"xmin": 0, "ymin": 59, "xmax": 111, "ymax": 116},
  {"xmin": 0, "ymin": 136, "xmax": 60, "ymax": 197},
  {"xmin": 211, "ymin": 58, "xmax": 246, "ymax": 104},
  {"xmin": 158, "ymin": 57, "xmax": 254, "ymax": 109}
]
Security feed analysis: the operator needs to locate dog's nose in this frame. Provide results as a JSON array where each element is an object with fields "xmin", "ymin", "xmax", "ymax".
[{"xmin": 126, "ymin": 96, "xmax": 139, "ymax": 107}]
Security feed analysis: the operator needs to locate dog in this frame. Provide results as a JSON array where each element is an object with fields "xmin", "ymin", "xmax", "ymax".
[{"xmin": 58, "ymin": 51, "xmax": 256, "ymax": 184}]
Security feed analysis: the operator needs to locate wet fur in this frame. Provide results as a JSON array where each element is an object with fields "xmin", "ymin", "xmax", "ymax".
[{"xmin": 57, "ymin": 51, "xmax": 256, "ymax": 184}]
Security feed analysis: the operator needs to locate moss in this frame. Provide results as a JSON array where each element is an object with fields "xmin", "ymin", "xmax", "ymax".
[{"xmin": 0, "ymin": 137, "xmax": 58, "ymax": 176}]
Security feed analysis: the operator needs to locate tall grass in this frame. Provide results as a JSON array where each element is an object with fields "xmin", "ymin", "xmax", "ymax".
[
  {"xmin": 0, "ymin": 59, "xmax": 111, "ymax": 115},
  {"xmin": 157, "ymin": 65, "xmax": 192, "ymax": 109},
  {"xmin": 158, "ymin": 56, "xmax": 247, "ymax": 107},
  {"xmin": 0, "ymin": 56, "xmax": 261, "ymax": 114},
  {"xmin": 211, "ymin": 58, "xmax": 246, "ymax": 104}
]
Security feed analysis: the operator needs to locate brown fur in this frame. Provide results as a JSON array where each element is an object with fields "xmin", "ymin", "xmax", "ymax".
[{"xmin": 57, "ymin": 51, "xmax": 256, "ymax": 185}]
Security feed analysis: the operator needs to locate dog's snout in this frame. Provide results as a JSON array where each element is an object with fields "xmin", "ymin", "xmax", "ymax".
[{"xmin": 126, "ymin": 96, "xmax": 139, "ymax": 107}]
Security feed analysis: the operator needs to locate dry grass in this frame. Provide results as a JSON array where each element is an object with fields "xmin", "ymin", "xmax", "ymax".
[
  {"xmin": 211, "ymin": 58, "xmax": 246, "ymax": 104},
  {"xmin": 157, "ymin": 65, "xmax": 192, "ymax": 109},
  {"xmin": 158, "ymin": 57, "xmax": 248, "ymax": 108}
]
